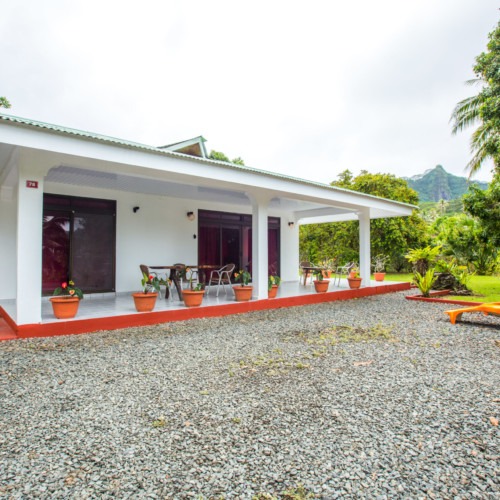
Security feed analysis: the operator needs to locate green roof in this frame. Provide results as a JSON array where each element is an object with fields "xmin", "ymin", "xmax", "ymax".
[{"xmin": 0, "ymin": 113, "xmax": 416, "ymax": 210}]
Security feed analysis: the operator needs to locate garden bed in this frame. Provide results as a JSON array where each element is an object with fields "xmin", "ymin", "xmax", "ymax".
[{"xmin": 405, "ymin": 289, "xmax": 484, "ymax": 306}]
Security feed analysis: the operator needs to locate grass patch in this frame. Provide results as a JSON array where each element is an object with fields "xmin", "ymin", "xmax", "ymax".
[{"xmin": 385, "ymin": 273, "xmax": 500, "ymax": 303}]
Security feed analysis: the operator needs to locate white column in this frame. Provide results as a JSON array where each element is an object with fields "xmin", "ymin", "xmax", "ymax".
[
  {"xmin": 358, "ymin": 209, "xmax": 371, "ymax": 287},
  {"xmin": 16, "ymin": 163, "xmax": 47, "ymax": 324},
  {"xmin": 247, "ymin": 192, "xmax": 270, "ymax": 300}
]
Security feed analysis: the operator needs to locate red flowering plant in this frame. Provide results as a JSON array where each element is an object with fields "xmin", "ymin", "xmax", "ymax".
[
  {"xmin": 141, "ymin": 273, "xmax": 163, "ymax": 294},
  {"xmin": 53, "ymin": 280, "xmax": 84, "ymax": 299}
]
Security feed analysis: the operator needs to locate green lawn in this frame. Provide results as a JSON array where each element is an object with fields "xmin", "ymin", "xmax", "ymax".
[{"xmin": 383, "ymin": 273, "xmax": 500, "ymax": 303}]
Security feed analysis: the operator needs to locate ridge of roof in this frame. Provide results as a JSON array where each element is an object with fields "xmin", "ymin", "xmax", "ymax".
[{"xmin": 0, "ymin": 113, "xmax": 417, "ymax": 210}]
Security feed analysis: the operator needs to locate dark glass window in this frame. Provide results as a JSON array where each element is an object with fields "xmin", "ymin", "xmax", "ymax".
[{"xmin": 42, "ymin": 194, "xmax": 116, "ymax": 294}]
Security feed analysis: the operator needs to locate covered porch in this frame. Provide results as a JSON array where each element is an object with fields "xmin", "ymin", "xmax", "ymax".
[
  {"xmin": 0, "ymin": 113, "xmax": 415, "ymax": 334},
  {"xmin": 0, "ymin": 279, "xmax": 410, "ymax": 340}
]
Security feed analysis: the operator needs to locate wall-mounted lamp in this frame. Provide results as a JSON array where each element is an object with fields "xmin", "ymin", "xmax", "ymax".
[
  {"xmin": 288, "ymin": 221, "xmax": 295, "ymax": 228},
  {"xmin": 133, "ymin": 206, "xmax": 140, "ymax": 213},
  {"xmin": 187, "ymin": 211, "xmax": 195, "ymax": 221}
]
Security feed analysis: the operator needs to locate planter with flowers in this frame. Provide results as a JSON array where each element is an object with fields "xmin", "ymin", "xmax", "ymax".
[
  {"xmin": 347, "ymin": 269, "xmax": 362, "ymax": 289},
  {"xmin": 268, "ymin": 275, "xmax": 281, "ymax": 298},
  {"xmin": 373, "ymin": 254, "xmax": 389, "ymax": 282},
  {"xmin": 233, "ymin": 270, "xmax": 253, "ymax": 301},
  {"xmin": 180, "ymin": 267, "xmax": 206, "ymax": 307},
  {"xmin": 50, "ymin": 280, "xmax": 84, "ymax": 319},
  {"xmin": 313, "ymin": 269, "xmax": 330, "ymax": 293},
  {"xmin": 133, "ymin": 273, "xmax": 160, "ymax": 312}
]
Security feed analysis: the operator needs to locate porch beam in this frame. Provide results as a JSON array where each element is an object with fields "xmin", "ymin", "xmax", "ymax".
[
  {"xmin": 358, "ymin": 209, "xmax": 371, "ymax": 287},
  {"xmin": 247, "ymin": 192, "xmax": 270, "ymax": 300}
]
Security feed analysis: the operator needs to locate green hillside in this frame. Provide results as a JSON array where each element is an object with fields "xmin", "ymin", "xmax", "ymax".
[{"xmin": 404, "ymin": 165, "xmax": 488, "ymax": 203}]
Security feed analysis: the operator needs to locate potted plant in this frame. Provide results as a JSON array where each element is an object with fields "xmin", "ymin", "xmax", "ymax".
[
  {"xmin": 268, "ymin": 275, "xmax": 281, "ymax": 298},
  {"xmin": 347, "ymin": 269, "xmax": 362, "ymax": 289},
  {"xmin": 50, "ymin": 280, "xmax": 84, "ymax": 319},
  {"xmin": 313, "ymin": 269, "xmax": 330, "ymax": 293},
  {"xmin": 372, "ymin": 254, "xmax": 389, "ymax": 281},
  {"xmin": 180, "ymin": 267, "xmax": 206, "ymax": 307},
  {"xmin": 133, "ymin": 273, "xmax": 160, "ymax": 312},
  {"xmin": 233, "ymin": 270, "xmax": 253, "ymax": 301},
  {"xmin": 348, "ymin": 264, "xmax": 359, "ymax": 279},
  {"xmin": 319, "ymin": 258, "xmax": 336, "ymax": 279}
]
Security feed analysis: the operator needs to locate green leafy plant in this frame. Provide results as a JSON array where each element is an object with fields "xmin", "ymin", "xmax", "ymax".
[
  {"xmin": 53, "ymin": 280, "xmax": 84, "ymax": 300},
  {"xmin": 234, "ymin": 269, "xmax": 251, "ymax": 286},
  {"xmin": 405, "ymin": 246, "xmax": 441, "ymax": 275},
  {"xmin": 313, "ymin": 269, "xmax": 324, "ymax": 281},
  {"xmin": 413, "ymin": 267, "xmax": 437, "ymax": 297},
  {"xmin": 141, "ymin": 272, "xmax": 162, "ymax": 294},
  {"xmin": 268, "ymin": 275, "xmax": 281, "ymax": 291},
  {"xmin": 180, "ymin": 267, "xmax": 205, "ymax": 291},
  {"xmin": 372, "ymin": 254, "xmax": 389, "ymax": 273}
]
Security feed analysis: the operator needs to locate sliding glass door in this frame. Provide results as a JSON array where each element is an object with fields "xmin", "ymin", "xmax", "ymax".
[
  {"xmin": 42, "ymin": 194, "xmax": 116, "ymax": 294},
  {"xmin": 198, "ymin": 209, "xmax": 280, "ymax": 278}
]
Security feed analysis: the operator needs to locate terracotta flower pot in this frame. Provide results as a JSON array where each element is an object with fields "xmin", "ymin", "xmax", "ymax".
[
  {"xmin": 233, "ymin": 285, "xmax": 253, "ymax": 301},
  {"xmin": 313, "ymin": 279, "xmax": 330, "ymax": 293},
  {"xmin": 50, "ymin": 297, "xmax": 80, "ymax": 319},
  {"xmin": 182, "ymin": 289, "xmax": 205, "ymax": 307},
  {"xmin": 374, "ymin": 272, "xmax": 386, "ymax": 282},
  {"xmin": 347, "ymin": 277, "xmax": 362, "ymax": 289},
  {"xmin": 322, "ymin": 270, "xmax": 332, "ymax": 279},
  {"xmin": 132, "ymin": 292, "xmax": 158, "ymax": 312},
  {"xmin": 268, "ymin": 284, "xmax": 279, "ymax": 298}
]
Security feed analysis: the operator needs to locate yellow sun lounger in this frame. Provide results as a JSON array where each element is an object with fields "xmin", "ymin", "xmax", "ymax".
[{"xmin": 445, "ymin": 302, "xmax": 500, "ymax": 324}]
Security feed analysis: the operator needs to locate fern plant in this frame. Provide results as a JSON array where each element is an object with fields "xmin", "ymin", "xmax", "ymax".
[{"xmin": 413, "ymin": 267, "xmax": 437, "ymax": 297}]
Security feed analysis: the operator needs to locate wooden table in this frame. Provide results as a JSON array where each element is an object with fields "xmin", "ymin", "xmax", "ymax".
[
  {"xmin": 149, "ymin": 265, "xmax": 219, "ymax": 299},
  {"xmin": 301, "ymin": 266, "xmax": 326, "ymax": 286}
]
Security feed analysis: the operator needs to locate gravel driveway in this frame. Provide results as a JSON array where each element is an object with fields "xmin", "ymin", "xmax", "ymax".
[{"xmin": 1, "ymin": 291, "xmax": 499, "ymax": 499}]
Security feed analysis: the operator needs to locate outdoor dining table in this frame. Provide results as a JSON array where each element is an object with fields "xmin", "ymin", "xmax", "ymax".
[
  {"xmin": 149, "ymin": 264, "xmax": 219, "ymax": 299},
  {"xmin": 301, "ymin": 266, "xmax": 326, "ymax": 286}
]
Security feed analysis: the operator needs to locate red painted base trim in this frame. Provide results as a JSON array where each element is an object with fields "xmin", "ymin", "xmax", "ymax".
[
  {"xmin": 406, "ymin": 291, "xmax": 484, "ymax": 307},
  {"xmin": 5, "ymin": 283, "xmax": 411, "ymax": 340},
  {"xmin": 0, "ymin": 308, "xmax": 18, "ymax": 340}
]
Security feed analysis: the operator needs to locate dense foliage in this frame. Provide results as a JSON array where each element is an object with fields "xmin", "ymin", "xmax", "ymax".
[
  {"xmin": 0, "ymin": 97, "xmax": 11, "ymax": 108},
  {"xmin": 209, "ymin": 150, "xmax": 245, "ymax": 165},
  {"xmin": 300, "ymin": 170, "xmax": 428, "ymax": 271},
  {"xmin": 451, "ymin": 20, "xmax": 500, "ymax": 178}
]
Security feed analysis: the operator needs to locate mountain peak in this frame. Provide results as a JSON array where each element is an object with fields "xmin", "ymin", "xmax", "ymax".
[{"xmin": 404, "ymin": 165, "xmax": 488, "ymax": 202}]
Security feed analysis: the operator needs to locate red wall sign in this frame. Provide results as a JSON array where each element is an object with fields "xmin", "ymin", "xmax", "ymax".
[{"xmin": 26, "ymin": 180, "xmax": 39, "ymax": 189}]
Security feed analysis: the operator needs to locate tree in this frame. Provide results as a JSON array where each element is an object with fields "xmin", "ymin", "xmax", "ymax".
[
  {"xmin": 451, "ymin": 20, "xmax": 500, "ymax": 178},
  {"xmin": 463, "ymin": 174, "xmax": 500, "ymax": 248},
  {"xmin": 0, "ymin": 97, "xmax": 11, "ymax": 109},
  {"xmin": 431, "ymin": 213, "xmax": 497, "ymax": 274},
  {"xmin": 209, "ymin": 150, "xmax": 245, "ymax": 165},
  {"xmin": 300, "ymin": 170, "xmax": 429, "ymax": 270}
]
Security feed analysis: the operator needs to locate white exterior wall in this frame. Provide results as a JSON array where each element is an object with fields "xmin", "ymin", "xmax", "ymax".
[
  {"xmin": 42, "ymin": 183, "xmax": 296, "ymax": 295},
  {"xmin": 0, "ymin": 187, "xmax": 17, "ymax": 299}
]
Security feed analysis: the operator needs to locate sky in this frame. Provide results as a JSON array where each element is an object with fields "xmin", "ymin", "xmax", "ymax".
[{"xmin": 1, "ymin": 0, "xmax": 498, "ymax": 184}]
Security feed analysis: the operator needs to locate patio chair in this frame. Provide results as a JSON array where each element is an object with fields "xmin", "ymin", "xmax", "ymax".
[
  {"xmin": 444, "ymin": 302, "xmax": 500, "ymax": 325},
  {"xmin": 206, "ymin": 263, "xmax": 235, "ymax": 296},
  {"xmin": 333, "ymin": 262, "xmax": 357, "ymax": 286}
]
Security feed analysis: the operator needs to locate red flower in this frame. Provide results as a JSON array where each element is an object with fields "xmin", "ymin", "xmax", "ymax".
[
  {"xmin": 61, "ymin": 282, "xmax": 68, "ymax": 289},
  {"xmin": 149, "ymin": 275, "xmax": 154, "ymax": 281}
]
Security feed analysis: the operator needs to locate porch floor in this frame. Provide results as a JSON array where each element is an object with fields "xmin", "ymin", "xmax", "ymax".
[{"xmin": 0, "ymin": 279, "xmax": 410, "ymax": 339}]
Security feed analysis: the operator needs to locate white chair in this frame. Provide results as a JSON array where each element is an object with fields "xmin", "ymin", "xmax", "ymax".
[
  {"xmin": 206, "ymin": 263, "xmax": 235, "ymax": 296},
  {"xmin": 333, "ymin": 262, "xmax": 357, "ymax": 286}
]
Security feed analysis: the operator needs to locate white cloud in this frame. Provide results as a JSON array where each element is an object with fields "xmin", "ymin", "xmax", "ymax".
[{"xmin": 1, "ymin": 0, "xmax": 497, "ymax": 183}]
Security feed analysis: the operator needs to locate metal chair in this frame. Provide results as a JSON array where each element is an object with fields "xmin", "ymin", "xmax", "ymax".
[
  {"xmin": 333, "ymin": 262, "xmax": 357, "ymax": 286},
  {"xmin": 206, "ymin": 263, "xmax": 235, "ymax": 296}
]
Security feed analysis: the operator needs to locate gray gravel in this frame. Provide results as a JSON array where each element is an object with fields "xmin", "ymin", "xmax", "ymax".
[{"xmin": 1, "ymin": 291, "xmax": 499, "ymax": 499}]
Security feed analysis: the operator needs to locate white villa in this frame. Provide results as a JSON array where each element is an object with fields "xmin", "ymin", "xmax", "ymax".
[{"xmin": 0, "ymin": 113, "xmax": 414, "ymax": 334}]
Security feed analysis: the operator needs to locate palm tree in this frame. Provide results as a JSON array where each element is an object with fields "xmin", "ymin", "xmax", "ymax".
[
  {"xmin": 450, "ymin": 80, "xmax": 499, "ymax": 179},
  {"xmin": 450, "ymin": 20, "xmax": 500, "ymax": 179}
]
